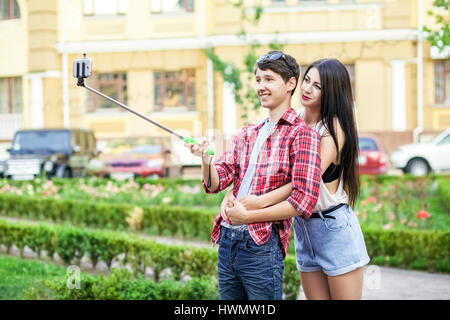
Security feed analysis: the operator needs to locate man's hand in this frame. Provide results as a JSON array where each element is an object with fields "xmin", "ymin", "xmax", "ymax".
[
  {"xmin": 220, "ymin": 190, "xmax": 235, "ymax": 223},
  {"xmin": 225, "ymin": 200, "xmax": 250, "ymax": 225},
  {"xmin": 184, "ymin": 137, "xmax": 211, "ymax": 160}
]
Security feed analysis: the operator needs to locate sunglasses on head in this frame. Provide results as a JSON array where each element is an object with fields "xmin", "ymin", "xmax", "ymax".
[{"xmin": 256, "ymin": 52, "xmax": 295, "ymax": 76}]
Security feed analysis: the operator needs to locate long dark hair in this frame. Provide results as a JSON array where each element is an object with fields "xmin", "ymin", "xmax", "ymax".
[{"xmin": 303, "ymin": 59, "xmax": 360, "ymax": 206}]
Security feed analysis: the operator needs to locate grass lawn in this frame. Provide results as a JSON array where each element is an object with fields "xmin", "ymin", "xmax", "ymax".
[{"xmin": 0, "ymin": 254, "xmax": 67, "ymax": 300}]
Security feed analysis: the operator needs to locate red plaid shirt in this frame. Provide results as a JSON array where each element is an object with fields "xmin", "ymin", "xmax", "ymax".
[{"xmin": 202, "ymin": 108, "xmax": 321, "ymax": 257}]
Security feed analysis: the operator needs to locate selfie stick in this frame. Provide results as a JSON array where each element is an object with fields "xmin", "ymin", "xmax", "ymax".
[{"xmin": 73, "ymin": 54, "xmax": 214, "ymax": 156}]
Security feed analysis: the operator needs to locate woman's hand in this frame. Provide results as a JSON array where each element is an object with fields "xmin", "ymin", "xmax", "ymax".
[
  {"xmin": 238, "ymin": 195, "xmax": 264, "ymax": 211},
  {"xmin": 226, "ymin": 200, "xmax": 250, "ymax": 225},
  {"xmin": 220, "ymin": 189, "xmax": 235, "ymax": 223}
]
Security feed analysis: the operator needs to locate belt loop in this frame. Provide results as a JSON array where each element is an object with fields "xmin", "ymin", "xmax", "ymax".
[{"xmin": 317, "ymin": 211, "xmax": 326, "ymax": 221}]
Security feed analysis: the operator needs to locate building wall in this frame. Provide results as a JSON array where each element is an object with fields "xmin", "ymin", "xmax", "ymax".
[{"xmin": 1, "ymin": 0, "xmax": 448, "ymax": 150}]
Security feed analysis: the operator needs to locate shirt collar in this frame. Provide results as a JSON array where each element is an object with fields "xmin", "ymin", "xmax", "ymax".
[{"xmin": 256, "ymin": 108, "xmax": 298, "ymax": 129}]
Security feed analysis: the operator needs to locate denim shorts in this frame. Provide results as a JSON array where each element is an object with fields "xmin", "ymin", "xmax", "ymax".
[
  {"xmin": 217, "ymin": 225, "xmax": 284, "ymax": 300},
  {"xmin": 293, "ymin": 204, "xmax": 370, "ymax": 277}
]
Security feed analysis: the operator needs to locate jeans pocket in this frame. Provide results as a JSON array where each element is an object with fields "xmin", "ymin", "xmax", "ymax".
[
  {"xmin": 323, "ymin": 209, "xmax": 350, "ymax": 232},
  {"xmin": 244, "ymin": 238, "xmax": 273, "ymax": 256}
]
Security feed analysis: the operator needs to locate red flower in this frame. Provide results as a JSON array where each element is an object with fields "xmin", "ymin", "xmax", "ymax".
[
  {"xmin": 368, "ymin": 196, "xmax": 377, "ymax": 204},
  {"xmin": 416, "ymin": 210, "xmax": 429, "ymax": 220},
  {"xmin": 361, "ymin": 200, "xmax": 368, "ymax": 206}
]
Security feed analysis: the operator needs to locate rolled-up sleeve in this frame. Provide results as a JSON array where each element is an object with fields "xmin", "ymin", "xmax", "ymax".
[
  {"xmin": 286, "ymin": 127, "xmax": 321, "ymax": 218},
  {"xmin": 202, "ymin": 134, "xmax": 239, "ymax": 194}
]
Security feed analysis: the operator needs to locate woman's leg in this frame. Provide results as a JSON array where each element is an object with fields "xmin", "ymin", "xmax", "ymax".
[
  {"xmin": 327, "ymin": 267, "xmax": 364, "ymax": 300},
  {"xmin": 300, "ymin": 271, "xmax": 331, "ymax": 300}
]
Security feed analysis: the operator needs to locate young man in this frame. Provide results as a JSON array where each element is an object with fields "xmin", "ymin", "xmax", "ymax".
[{"xmin": 185, "ymin": 51, "xmax": 321, "ymax": 300}]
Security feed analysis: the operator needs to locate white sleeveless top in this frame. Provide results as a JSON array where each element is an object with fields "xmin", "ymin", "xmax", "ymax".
[{"xmin": 303, "ymin": 117, "xmax": 349, "ymax": 212}]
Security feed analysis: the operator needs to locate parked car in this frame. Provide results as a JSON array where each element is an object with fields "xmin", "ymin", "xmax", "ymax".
[
  {"xmin": 3, "ymin": 128, "xmax": 98, "ymax": 180},
  {"xmin": 358, "ymin": 136, "xmax": 388, "ymax": 175},
  {"xmin": 100, "ymin": 144, "xmax": 166, "ymax": 180},
  {"xmin": 390, "ymin": 128, "xmax": 450, "ymax": 176}
]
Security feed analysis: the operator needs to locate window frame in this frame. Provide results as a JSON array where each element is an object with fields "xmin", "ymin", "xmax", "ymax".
[
  {"xmin": 86, "ymin": 73, "xmax": 128, "ymax": 113},
  {"xmin": 434, "ymin": 59, "xmax": 450, "ymax": 105},
  {"xmin": 150, "ymin": 0, "xmax": 194, "ymax": 14},
  {"xmin": 0, "ymin": 0, "xmax": 20, "ymax": 20},
  {"xmin": 83, "ymin": 0, "xmax": 128, "ymax": 17},
  {"xmin": 153, "ymin": 69, "xmax": 196, "ymax": 112},
  {"xmin": 0, "ymin": 77, "xmax": 22, "ymax": 114}
]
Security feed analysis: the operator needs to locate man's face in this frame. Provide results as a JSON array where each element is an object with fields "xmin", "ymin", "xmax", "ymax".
[{"xmin": 255, "ymin": 68, "xmax": 293, "ymax": 109}]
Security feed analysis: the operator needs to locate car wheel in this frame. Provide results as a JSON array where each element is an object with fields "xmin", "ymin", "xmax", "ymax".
[{"xmin": 405, "ymin": 158, "xmax": 430, "ymax": 176}]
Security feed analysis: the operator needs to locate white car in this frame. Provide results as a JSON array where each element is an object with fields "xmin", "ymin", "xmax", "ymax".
[{"xmin": 390, "ymin": 128, "xmax": 450, "ymax": 176}]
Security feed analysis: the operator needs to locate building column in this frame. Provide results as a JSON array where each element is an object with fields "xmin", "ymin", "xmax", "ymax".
[
  {"xmin": 29, "ymin": 76, "xmax": 44, "ymax": 129},
  {"xmin": 390, "ymin": 60, "xmax": 407, "ymax": 131},
  {"xmin": 222, "ymin": 82, "xmax": 237, "ymax": 138}
]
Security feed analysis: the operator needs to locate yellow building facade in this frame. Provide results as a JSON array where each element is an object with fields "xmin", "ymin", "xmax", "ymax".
[{"xmin": 0, "ymin": 0, "xmax": 449, "ymax": 153}]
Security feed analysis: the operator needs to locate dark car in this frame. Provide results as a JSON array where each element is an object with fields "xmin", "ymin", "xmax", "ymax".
[
  {"xmin": 358, "ymin": 136, "xmax": 388, "ymax": 175},
  {"xmin": 4, "ymin": 128, "xmax": 98, "ymax": 180},
  {"xmin": 102, "ymin": 144, "xmax": 166, "ymax": 180}
]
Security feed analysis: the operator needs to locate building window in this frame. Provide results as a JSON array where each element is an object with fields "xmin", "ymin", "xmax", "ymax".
[
  {"xmin": 151, "ymin": 0, "xmax": 194, "ymax": 14},
  {"xmin": 87, "ymin": 73, "xmax": 127, "ymax": 112},
  {"xmin": 0, "ymin": 77, "xmax": 22, "ymax": 114},
  {"xmin": 0, "ymin": 0, "xmax": 20, "ymax": 20},
  {"xmin": 272, "ymin": 0, "xmax": 286, "ymax": 4},
  {"xmin": 435, "ymin": 60, "xmax": 450, "ymax": 105},
  {"xmin": 154, "ymin": 70, "xmax": 196, "ymax": 112},
  {"xmin": 299, "ymin": 0, "xmax": 326, "ymax": 4},
  {"xmin": 83, "ymin": 0, "xmax": 128, "ymax": 16}
]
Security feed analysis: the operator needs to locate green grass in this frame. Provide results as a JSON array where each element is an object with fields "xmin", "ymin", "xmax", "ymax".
[{"xmin": 0, "ymin": 254, "xmax": 67, "ymax": 300}]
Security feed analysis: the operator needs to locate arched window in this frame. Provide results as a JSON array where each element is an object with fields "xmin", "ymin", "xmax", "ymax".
[{"xmin": 0, "ymin": 0, "xmax": 20, "ymax": 20}]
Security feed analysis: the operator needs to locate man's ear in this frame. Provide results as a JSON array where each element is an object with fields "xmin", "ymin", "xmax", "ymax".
[{"xmin": 287, "ymin": 77, "xmax": 297, "ymax": 93}]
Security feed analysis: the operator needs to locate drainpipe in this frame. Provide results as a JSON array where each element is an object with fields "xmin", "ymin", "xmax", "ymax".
[
  {"xmin": 61, "ymin": 0, "xmax": 70, "ymax": 128},
  {"xmin": 413, "ymin": 0, "xmax": 423, "ymax": 143},
  {"xmin": 200, "ymin": 0, "xmax": 214, "ymax": 133}
]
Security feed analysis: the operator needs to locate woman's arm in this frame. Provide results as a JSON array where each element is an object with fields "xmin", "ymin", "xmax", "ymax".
[
  {"xmin": 226, "ymin": 128, "xmax": 322, "ymax": 225},
  {"xmin": 238, "ymin": 182, "xmax": 293, "ymax": 210}
]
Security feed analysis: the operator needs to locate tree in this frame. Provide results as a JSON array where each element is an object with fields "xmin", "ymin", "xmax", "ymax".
[
  {"xmin": 423, "ymin": 0, "xmax": 450, "ymax": 56},
  {"xmin": 205, "ymin": 1, "xmax": 285, "ymax": 123}
]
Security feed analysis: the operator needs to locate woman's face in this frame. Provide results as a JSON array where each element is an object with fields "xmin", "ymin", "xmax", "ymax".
[{"xmin": 300, "ymin": 67, "xmax": 322, "ymax": 109}]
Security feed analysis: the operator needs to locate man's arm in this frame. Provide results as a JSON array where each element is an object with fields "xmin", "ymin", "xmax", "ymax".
[
  {"xmin": 186, "ymin": 132, "xmax": 241, "ymax": 195},
  {"xmin": 227, "ymin": 127, "xmax": 321, "ymax": 224}
]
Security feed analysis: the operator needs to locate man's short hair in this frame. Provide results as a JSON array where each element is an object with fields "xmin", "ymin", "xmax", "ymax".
[{"xmin": 255, "ymin": 51, "xmax": 300, "ymax": 95}]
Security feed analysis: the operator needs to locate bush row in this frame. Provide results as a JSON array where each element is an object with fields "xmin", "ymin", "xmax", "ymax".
[
  {"xmin": 0, "ymin": 193, "xmax": 216, "ymax": 241},
  {"xmin": 27, "ymin": 268, "xmax": 220, "ymax": 300},
  {"xmin": 0, "ymin": 219, "xmax": 300, "ymax": 299},
  {"xmin": 361, "ymin": 226, "xmax": 450, "ymax": 273},
  {"xmin": 1, "ymin": 192, "xmax": 449, "ymax": 273}
]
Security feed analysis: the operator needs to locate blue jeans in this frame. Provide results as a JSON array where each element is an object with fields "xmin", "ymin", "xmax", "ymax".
[{"xmin": 217, "ymin": 226, "xmax": 284, "ymax": 300}]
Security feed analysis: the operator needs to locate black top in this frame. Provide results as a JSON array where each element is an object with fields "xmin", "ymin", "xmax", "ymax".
[{"xmin": 322, "ymin": 162, "xmax": 341, "ymax": 183}]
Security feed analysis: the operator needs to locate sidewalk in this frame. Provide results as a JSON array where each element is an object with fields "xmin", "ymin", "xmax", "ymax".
[{"xmin": 298, "ymin": 265, "xmax": 450, "ymax": 300}]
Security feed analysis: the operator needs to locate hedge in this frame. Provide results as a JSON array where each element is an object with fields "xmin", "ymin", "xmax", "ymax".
[
  {"xmin": 0, "ymin": 193, "xmax": 216, "ymax": 241},
  {"xmin": 27, "ymin": 268, "xmax": 220, "ymax": 300},
  {"xmin": 361, "ymin": 226, "xmax": 450, "ymax": 273},
  {"xmin": 0, "ymin": 219, "xmax": 301, "ymax": 300},
  {"xmin": 1, "ymin": 192, "xmax": 449, "ymax": 273}
]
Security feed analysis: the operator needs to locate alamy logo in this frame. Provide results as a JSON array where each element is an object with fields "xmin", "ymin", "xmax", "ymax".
[{"xmin": 66, "ymin": 265, "xmax": 81, "ymax": 290}]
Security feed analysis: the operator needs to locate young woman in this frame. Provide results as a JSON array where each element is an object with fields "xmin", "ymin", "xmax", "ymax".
[{"xmin": 223, "ymin": 58, "xmax": 370, "ymax": 300}]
